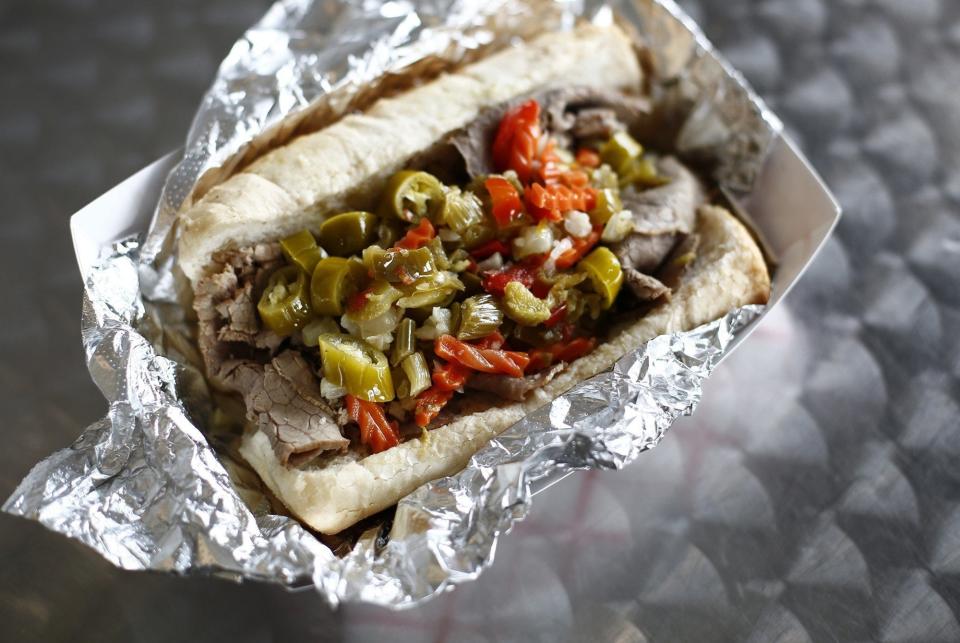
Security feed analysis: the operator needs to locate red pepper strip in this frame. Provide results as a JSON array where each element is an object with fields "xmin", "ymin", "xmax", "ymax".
[
  {"xmin": 432, "ymin": 359, "xmax": 472, "ymax": 392},
  {"xmin": 530, "ymin": 280, "xmax": 552, "ymax": 299},
  {"xmin": 345, "ymin": 394, "xmax": 400, "ymax": 453},
  {"xmin": 560, "ymin": 168, "xmax": 591, "ymax": 189},
  {"xmin": 544, "ymin": 304, "xmax": 567, "ymax": 328},
  {"xmin": 414, "ymin": 388, "xmax": 454, "ymax": 428},
  {"xmin": 521, "ymin": 251, "xmax": 549, "ymax": 269},
  {"xmin": 485, "ymin": 177, "xmax": 524, "ymax": 228},
  {"xmin": 474, "ymin": 330, "xmax": 506, "ymax": 350},
  {"xmin": 524, "ymin": 183, "xmax": 596, "ymax": 222},
  {"xmin": 524, "ymin": 183, "xmax": 563, "ymax": 222},
  {"xmin": 553, "ymin": 337, "xmax": 597, "ymax": 362},
  {"xmin": 538, "ymin": 138, "xmax": 563, "ymax": 185},
  {"xmin": 554, "ymin": 227, "xmax": 602, "ymax": 270},
  {"xmin": 526, "ymin": 337, "xmax": 597, "ymax": 373},
  {"xmin": 481, "ymin": 263, "xmax": 538, "ymax": 297},
  {"xmin": 492, "ymin": 100, "xmax": 541, "ymax": 183},
  {"xmin": 414, "ymin": 359, "xmax": 473, "ymax": 428},
  {"xmin": 434, "ymin": 335, "xmax": 530, "ymax": 378},
  {"xmin": 395, "ymin": 217, "xmax": 435, "ymax": 250},
  {"xmin": 576, "ymin": 148, "xmax": 601, "ymax": 168},
  {"xmin": 527, "ymin": 349, "xmax": 554, "ymax": 373},
  {"xmin": 347, "ymin": 286, "xmax": 373, "ymax": 313},
  {"xmin": 469, "ymin": 239, "xmax": 511, "ymax": 260}
]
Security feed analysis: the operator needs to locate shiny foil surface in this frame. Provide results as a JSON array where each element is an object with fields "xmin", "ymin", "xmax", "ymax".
[{"xmin": 5, "ymin": 0, "xmax": 782, "ymax": 607}]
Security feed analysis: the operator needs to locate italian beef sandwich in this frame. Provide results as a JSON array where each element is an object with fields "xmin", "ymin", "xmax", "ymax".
[{"xmin": 177, "ymin": 23, "xmax": 771, "ymax": 534}]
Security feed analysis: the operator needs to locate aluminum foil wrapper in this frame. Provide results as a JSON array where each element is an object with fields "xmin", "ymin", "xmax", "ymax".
[{"xmin": 5, "ymin": 0, "xmax": 779, "ymax": 607}]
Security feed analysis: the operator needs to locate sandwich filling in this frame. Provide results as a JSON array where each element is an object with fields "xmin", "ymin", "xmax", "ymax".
[{"xmin": 194, "ymin": 86, "xmax": 705, "ymax": 467}]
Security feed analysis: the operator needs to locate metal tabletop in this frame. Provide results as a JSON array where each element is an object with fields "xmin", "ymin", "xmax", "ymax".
[{"xmin": 2, "ymin": 0, "xmax": 959, "ymax": 640}]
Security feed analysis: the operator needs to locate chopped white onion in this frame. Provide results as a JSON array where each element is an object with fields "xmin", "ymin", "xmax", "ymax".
[
  {"xmin": 543, "ymin": 237, "xmax": 574, "ymax": 275},
  {"xmin": 341, "ymin": 306, "xmax": 401, "ymax": 338},
  {"xmin": 414, "ymin": 306, "xmax": 452, "ymax": 340},
  {"xmin": 476, "ymin": 252, "xmax": 504, "ymax": 272},
  {"xmin": 364, "ymin": 333, "xmax": 394, "ymax": 351},
  {"xmin": 438, "ymin": 227, "xmax": 461, "ymax": 242},
  {"xmin": 563, "ymin": 210, "xmax": 593, "ymax": 238},
  {"xmin": 601, "ymin": 209, "xmax": 635, "ymax": 243},
  {"xmin": 320, "ymin": 377, "xmax": 347, "ymax": 399},
  {"xmin": 301, "ymin": 317, "xmax": 341, "ymax": 346},
  {"xmin": 512, "ymin": 223, "xmax": 555, "ymax": 259}
]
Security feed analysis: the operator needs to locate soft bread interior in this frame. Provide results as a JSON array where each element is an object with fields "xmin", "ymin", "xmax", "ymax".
[
  {"xmin": 177, "ymin": 24, "xmax": 642, "ymax": 285},
  {"xmin": 240, "ymin": 205, "xmax": 770, "ymax": 534}
]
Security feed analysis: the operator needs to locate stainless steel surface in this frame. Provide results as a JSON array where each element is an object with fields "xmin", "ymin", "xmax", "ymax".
[
  {"xmin": 1, "ymin": 0, "xmax": 958, "ymax": 640},
  {"xmin": 9, "ymin": 0, "xmax": 810, "ymax": 609}
]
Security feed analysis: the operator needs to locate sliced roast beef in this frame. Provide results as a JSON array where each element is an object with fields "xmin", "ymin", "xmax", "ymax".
[
  {"xmin": 466, "ymin": 363, "xmax": 564, "ymax": 402},
  {"xmin": 623, "ymin": 268, "xmax": 671, "ymax": 301},
  {"xmin": 612, "ymin": 233, "xmax": 678, "ymax": 275},
  {"xmin": 195, "ymin": 249, "xmax": 348, "ymax": 466},
  {"xmin": 618, "ymin": 156, "xmax": 703, "ymax": 236},
  {"xmin": 611, "ymin": 156, "xmax": 703, "ymax": 296},
  {"xmin": 448, "ymin": 86, "xmax": 651, "ymax": 178},
  {"xmin": 219, "ymin": 359, "xmax": 265, "ymax": 396},
  {"xmin": 656, "ymin": 232, "xmax": 701, "ymax": 291},
  {"xmin": 449, "ymin": 106, "xmax": 503, "ymax": 178},
  {"xmin": 569, "ymin": 108, "xmax": 623, "ymax": 141},
  {"xmin": 540, "ymin": 86, "xmax": 651, "ymax": 143},
  {"xmin": 193, "ymin": 243, "xmax": 284, "ymax": 388},
  {"xmin": 245, "ymin": 351, "xmax": 348, "ymax": 467}
]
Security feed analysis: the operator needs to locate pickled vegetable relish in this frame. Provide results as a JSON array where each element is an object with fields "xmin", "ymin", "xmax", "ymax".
[{"xmin": 256, "ymin": 98, "xmax": 667, "ymax": 453}]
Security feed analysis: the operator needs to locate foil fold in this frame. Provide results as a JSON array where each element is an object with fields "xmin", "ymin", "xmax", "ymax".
[{"xmin": 5, "ymin": 0, "xmax": 778, "ymax": 608}]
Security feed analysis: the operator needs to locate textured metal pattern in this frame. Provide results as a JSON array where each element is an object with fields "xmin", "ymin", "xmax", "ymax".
[
  {"xmin": 0, "ymin": 0, "xmax": 958, "ymax": 641},
  {"xmin": 5, "ymin": 0, "xmax": 793, "ymax": 609}
]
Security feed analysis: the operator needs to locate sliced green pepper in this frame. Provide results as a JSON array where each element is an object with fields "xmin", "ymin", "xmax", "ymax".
[
  {"xmin": 441, "ymin": 187, "xmax": 493, "ymax": 248},
  {"xmin": 363, "ymin": 245, "xmax": 435, "ymax": 284},
  {"xmin": 350, "ymin": 280, "xmax": 403, "ymax": 321},
  {"xmin": 449, "ymin": 301, "xmax": 461, "ymax": 339},
  {"xmin": 600, "ymin": 131, "xmax": 643, "ymax": 176},
  {"xmin": 401, "ymin": 351, "xmax": 431, "ymax": 398},
  {"xmin": 424, "ymin": 237, "xmax": 451, "ymax": 270},
  {"xmin": 310, "ymin": 257, "xmax": 366, "ymax": 316},
  {"xmin": 461, "ymin": 271, "xmax": 484, "ymax": 296},
  {"xmin": 318, "ymin": 211, "xmax": 378, "ymax": 257},
  {"xmin": 257, "ymin": 266, "xmax": 313, "ymax": 336},
  {"xmin": 377, "ymin": 219, "xmax": 402, "ymax": 248},
  {"xmin": 280, "ymin": 229, "xmax": 325, "ymax": 274},
  {"xmin": 589, "ymin": 188, "xmax": 622, "ymax": 225},
  {"xmin": 397, "ymin": 271, "xmax": 464, "ymax": 309},
  {"xmin": 447, "ymin": 247, "xmax": 472, "ymax": 273},
  {"xmin": 621, "ymin": 156, "xmax": 670, "ymax": 188},
  {"xmin": 392, "ymin": 366, "xmax": 410, "ymax": 399},
  {"xmin": 391, "ymin": 317, "xmax": 416, "ymax": 366},
  {"xmin": 544, "ymin": 271, "xmax": 587, "ymax": 311},
  {"xmin": 317, "ymin": 333, "xmax": 394, "ymax": 402},
  {"xmin": 502, "ymin": 281, "xmax": 551, "ymax": 326},
  {"xmin": 578, "ymin": 246, "xmax": 624, "ymax": 309},
  {"xmin": 382, "ymin": 170, "xmax": 445, "ymax": 223},
  {"xmin": 457, "ymin": 294, "xmax": 503, "ymax": 340}
]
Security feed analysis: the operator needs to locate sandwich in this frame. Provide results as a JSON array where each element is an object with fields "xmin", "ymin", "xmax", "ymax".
[{"xmin": 177, "ymin": 24, "xmax": 771, "ymax": 534}]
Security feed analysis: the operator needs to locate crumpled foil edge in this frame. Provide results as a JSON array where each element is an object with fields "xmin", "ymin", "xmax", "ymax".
[
  {"xmin": 3, "ymin": 233, "xmax": 762, "ymax": 606},
  {"xmin": 4, "ymin": 0, "xmax": 777, "ymax": 609}
]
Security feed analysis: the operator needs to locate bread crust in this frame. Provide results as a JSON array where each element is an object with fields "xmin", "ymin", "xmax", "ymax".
[
  {"xmin": 239, "ymin": 205, "xmax": 770, "ymax": 533},
  {"xmin": 177, "ymin": 24, "xmax": 642, "ymax": 285},
  {"xmin": 178, "ymin": 24, "xmax": 771, "ymax": 534}
]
